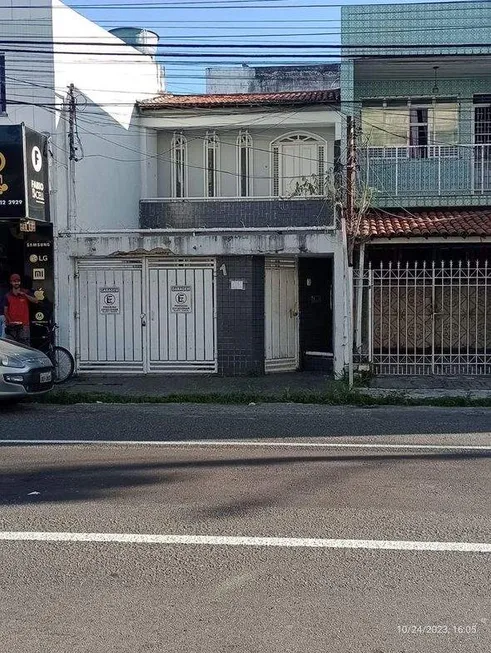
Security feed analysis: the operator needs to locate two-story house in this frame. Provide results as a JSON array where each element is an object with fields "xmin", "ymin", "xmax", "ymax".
[
  {"xmin": 67, "ymin": 90, "xmax": 349, "ymax": 376},
  {"xmin": 342, "ymin": 0, "xmax": 491, "ymax": 376},
  {"xmin": 2, "ymin": 2, "xmax": 348, "ymax": 378}
]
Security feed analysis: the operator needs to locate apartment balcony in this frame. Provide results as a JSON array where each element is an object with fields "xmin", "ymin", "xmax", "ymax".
[
  {"xmin": 140, "ymin": 196, "xmax": 335, "ymax": 230},
  {"xmin": 360, "ymin": 145, "xmax": 491, "ymax": 208}
]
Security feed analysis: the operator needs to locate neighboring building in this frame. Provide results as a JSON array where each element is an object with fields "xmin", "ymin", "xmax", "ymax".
[
  {"xmin": 342, "ymin": 0, "xmax": 491, "ymax": 376},
  {"xmin": 66, "ymin": 89, "xmax": 349, "ymax": 376},
  {"xmin": 0, "ymin": 0, "xmax": 163, "ymax": 355},
  {"xmin": 206, "ymin": 64, "xmax": 340, "ymax": 95}
]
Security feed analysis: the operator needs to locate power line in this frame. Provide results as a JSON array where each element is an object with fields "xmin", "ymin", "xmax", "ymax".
[
  {"xmin": 6, "ymin": 0, "xmax": 486, "ymax": 10},
  {"xmin": 3, "ymin": 39, "xmax": 491, "ymax": 50}
]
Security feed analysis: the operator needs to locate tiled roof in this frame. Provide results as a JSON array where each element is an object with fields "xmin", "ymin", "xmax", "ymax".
[
  {"xmin": 360, "ymin": 208, "xmax": 491, "ymax": 239},
  {"xmin": 139, "ymin": 89, "xmax": 339, "ymax": 110}
]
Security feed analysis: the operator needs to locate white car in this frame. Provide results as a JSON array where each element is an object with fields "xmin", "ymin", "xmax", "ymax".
[{"xmin": 0, "ymin": 338, "xmax": 54, "ymax": 402}]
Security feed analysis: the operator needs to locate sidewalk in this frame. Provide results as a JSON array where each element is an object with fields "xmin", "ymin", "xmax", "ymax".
[
  {"xmin": 62, "ymin": 372, "xmax": 336, "ymax": 398},
  {"xmin": 57, "ymin": 372, "xmax": 491, "ymax": 401},
  {"xmin": 367, "ymin": 375, "xmax": 491, "ymax": 399}
]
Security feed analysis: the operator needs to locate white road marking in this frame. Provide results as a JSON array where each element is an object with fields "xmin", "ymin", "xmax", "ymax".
[
  {"xmin": 0, "ymin": 531, "xmax": 490, "ymax": 552},
  {"xmin": 0, "ymin": 439, "xmax": 490, "ymax": 450}
]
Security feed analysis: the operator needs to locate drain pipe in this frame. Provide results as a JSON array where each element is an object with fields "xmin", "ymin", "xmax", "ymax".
[{"xmin": 355, "ymin": 240, "xmax": 366, "ymax": 354}]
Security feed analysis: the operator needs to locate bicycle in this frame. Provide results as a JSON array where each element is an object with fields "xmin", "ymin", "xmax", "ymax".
[{"xmin": 36, "ymin": 323, "xmax": 75, "ymax": 384}]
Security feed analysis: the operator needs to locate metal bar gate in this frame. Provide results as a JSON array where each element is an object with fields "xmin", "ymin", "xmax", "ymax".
[
  {"xmin": 355, "ymin": 260, "xmax": 491, "ymax": 375},
  {"xmin": 76, "ymin": 258, "xmax": 217, "ymax": 374}
]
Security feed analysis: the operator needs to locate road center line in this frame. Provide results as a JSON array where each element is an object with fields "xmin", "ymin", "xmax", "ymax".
[
  {"xmin": 0, "ymin": 531, "xmax": 490, "ymax": 552},
  {"xmin": 0, "ymin": 439, "xmax": 491, "ymax": 450}
]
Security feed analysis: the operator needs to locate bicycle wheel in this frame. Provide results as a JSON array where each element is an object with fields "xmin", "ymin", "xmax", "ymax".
[{"xmin": 51, "ymin": 346, "xmax": 75, "ymax": 384}]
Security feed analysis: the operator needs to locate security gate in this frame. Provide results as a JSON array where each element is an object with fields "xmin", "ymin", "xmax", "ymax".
[
  {"xmin": 265, "ymin": 258, "xmax": 299, "ymax": 372},
  {"xmin": 76, "ymin": 258, "xmax": 216, "ymax": 373},
  {"xmin": 147, "ymin": 260, "xmax": 216, "ymax": 372},
  {"xmin": 356, "ymin": 261, "xmax": 491, "ymax": 375}
]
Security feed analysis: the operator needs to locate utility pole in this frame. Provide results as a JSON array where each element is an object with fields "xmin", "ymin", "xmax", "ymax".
[
  {"xmin": 67, "ymin": 83, "xmax": 77, "ymax": 231},
  {"xmin": 346, "ymin": 115, "xmax": 356, "ymax": 268},
  {"xmin": 344, "ymin": 115, "xmax": 357, "ymax": 388}
]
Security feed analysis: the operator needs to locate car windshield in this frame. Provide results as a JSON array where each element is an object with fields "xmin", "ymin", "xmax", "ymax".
[{"xmin": 0, "ymin": 338, "xmax": 41, "ymax": 355}]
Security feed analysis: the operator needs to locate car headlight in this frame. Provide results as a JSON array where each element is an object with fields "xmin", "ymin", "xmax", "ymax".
[{"xmin": 0, "ymin": 355, "xmax": 25, "ymax": 369}]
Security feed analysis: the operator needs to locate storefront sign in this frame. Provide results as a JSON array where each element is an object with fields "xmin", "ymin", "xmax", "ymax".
[
  {"xmin": 20, "ymin": 219, "xmax": 36, "ymax": 232},
  {"xmin": 171, "ymin": 285, "xmax": 192, "ymax": 313},
  {"xmin": 100, "ymin": 287, "xmax": 120, "ymax": 314},
  {"xmin": 0, "ymin": 125, "xmax": 50, "ymax": 221}
]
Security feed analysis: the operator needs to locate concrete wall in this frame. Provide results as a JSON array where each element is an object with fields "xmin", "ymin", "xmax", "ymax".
[
  {"xmin": 206, "ymin": 64, "xmax": 340, "ymax": 95},
  {"xmin": 155, "ymin": 126, "xmax": 336, "ymax": 198},
  {"xmin": 56, "ymin": 229, "xmax": 348, "ymax": 377},
  {"xmin": 51, "ymin": 0, "xmax": 163, "ymax": 232},
  {"xmin": 0, "ymin": 1, "xmax": 163, "ymax": 232}
]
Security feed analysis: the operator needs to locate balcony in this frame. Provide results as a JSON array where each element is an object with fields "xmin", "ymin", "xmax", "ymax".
[
  {"xmin": 360, "ymin": 145, "xmax": 491, "ymax": 207},
  {"xmin": 139, "ymin": 197, "xmax": 335, "ymax": 230}
]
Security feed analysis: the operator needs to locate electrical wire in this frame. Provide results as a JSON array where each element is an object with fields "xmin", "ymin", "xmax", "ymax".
[{"xmin": 3, "ymin": 39, "xmax": 491, "ymax": 50}]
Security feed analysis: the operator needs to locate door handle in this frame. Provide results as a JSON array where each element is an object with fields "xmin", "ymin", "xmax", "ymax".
[
  {"xmin": 140, "ymin": 313, "xmax": 147, "ymax": 327},
  {"xmin": 289, "ymin": 308, "xmax": 299, "ymax": 318}
]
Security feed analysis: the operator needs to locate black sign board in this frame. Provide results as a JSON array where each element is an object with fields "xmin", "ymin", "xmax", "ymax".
[
  {"xmin": 24, "ymin": 225, "xmax": 55, "ymax": 333},
  {"xmin": 0, "ymin": 124, "xmax": 50, "ymax": 222},
  {"xmin": 25, "ymin": 127, "xmax": 50, "ymax": 222}
]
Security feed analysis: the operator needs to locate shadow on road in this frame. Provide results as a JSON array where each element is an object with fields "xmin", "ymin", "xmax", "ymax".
[{"xmin": 0, "ymin": 450, "xmax": 489, "ymax": 509}]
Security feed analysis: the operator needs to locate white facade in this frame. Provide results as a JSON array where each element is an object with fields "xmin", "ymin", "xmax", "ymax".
[
  {"xmin": 0, "ymin": 2, "xmax": 350, "ymax": 377},
  {"xmin": 0, "ymin": 0, "xmax": 164, "ymax": 354},
  {"xmin": 1, "ymin": 1, "xmax": 163, "ymax": 226}
]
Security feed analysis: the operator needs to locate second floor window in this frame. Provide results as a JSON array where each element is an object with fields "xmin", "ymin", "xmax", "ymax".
[
  {"xmin": 409, "ymin": 106, "xmax": 430, "ymax": 158},
  {"xmin": 204, "ymin": 131, "xmax": 219, "ymax": 197},
  {"xmin": 272, "ymin": 133, "xmax": 326, "ymax": 197},
  {"xmin": 171, "ymin": 133, "xmax": 187, "ymax": 198},
  {"xmin": 361, "ymin": 101, "xmax": 459, "ymax": 156},
  {"xmin": 237, "ymin": 130, "xmax": 252, "ymax": 197}
]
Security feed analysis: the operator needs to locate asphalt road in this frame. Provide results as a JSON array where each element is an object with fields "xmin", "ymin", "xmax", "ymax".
[
  {"xmin": 2, "ymin": 401, "xmax": 491, "ymax": 440},
  {"xmin": 0, "ymin": 404, "xmax": 490, "ymax": 652}
]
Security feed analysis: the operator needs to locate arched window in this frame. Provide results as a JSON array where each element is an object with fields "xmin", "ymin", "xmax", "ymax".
[
  {"xmin": 271, "ymin": 133, "xmax": 326, "ymax": 197},
  {"xmin": 237, "ymin": 130, "xmax": 252, "ymax": 197},
  {"xmin": 171, "ymin": 133, "xmax": 187, "ymax": 198},
  {"xmin": 204, "ymin": 131, "xmax": 219, "ymax": 197}
]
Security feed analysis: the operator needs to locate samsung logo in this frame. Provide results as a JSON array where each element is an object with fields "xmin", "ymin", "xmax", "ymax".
[{"xmin": 26, "ymin": 241, "xmax": 51, "ymax": 248}]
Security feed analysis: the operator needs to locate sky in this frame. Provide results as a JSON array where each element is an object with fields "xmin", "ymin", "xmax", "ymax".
[{"xmin": 62, "ymin": 0, "xmax": 453, "ymax": 94}]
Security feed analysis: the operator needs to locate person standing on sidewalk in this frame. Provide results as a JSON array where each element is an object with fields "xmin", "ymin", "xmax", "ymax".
[{"xmin": 3, "ymin": 273, "xmax": 39, "ymax": 346}]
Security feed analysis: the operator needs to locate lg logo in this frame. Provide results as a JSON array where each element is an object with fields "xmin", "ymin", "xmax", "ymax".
[{"xmin": 29, "ymin": 254, "xmax": 48, "ymax": 263}]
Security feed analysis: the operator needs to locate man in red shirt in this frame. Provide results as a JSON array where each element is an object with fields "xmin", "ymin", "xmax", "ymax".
[{"xmin": 4, "ymin": 273, "xmax": 39, "ymax": 346}]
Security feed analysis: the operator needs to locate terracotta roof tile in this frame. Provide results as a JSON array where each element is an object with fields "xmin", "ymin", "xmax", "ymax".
[
  {"xmin": 139, "ymin": 89, "xmax": 339, "ymax": 110},
  {"xmin": 360, "ymin": 208, "xmax": 491, "ymax": 240}
]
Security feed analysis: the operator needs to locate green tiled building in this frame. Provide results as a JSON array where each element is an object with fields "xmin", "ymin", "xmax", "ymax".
[{"xmin": 342, "ymin": 2, "xmax": 491, "ymax": 376}]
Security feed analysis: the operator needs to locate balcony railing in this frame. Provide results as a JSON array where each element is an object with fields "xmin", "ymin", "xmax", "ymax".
[
  {"xmin": 360, "ymin": 144, "xmax": 491, "ymax": 198},
  {"xmin": 140, "ymin": 196, "xmax": 335, "ymax": 230}
]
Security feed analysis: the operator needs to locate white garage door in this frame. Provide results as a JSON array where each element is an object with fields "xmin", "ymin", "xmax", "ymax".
[
  {"xmin": 147, "ymin": 259, "xmax": 216, "ymax": 372},
  {"xmin": 76, "ymin": 258, "xmax": 216, "ymax": 373}
]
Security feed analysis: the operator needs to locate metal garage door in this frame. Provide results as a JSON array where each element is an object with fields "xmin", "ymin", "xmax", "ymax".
[
  {"xmin": 76, "ymin": 258, "xmax": 216, "ymax": 373},
  {"xmin": 147, "ymin": 259, "xmax": 216, "ymax": 373},
  {"xmin": 77, "ymin": 260, "xmax": 145, "ymax": 372}
]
